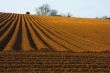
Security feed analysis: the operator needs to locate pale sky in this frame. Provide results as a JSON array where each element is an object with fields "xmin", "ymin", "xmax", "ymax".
[{"xmin": 0, "ymin": 0, "xmax": 110, "ymax": 18}]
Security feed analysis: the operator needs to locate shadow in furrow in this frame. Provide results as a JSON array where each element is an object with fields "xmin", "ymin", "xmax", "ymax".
[
  {"xmin": 26, "ymin": 16, "xmax": 55, "ymax": 51},
  {"xmin": 30, "ymin": 23, "xmax": 56, "ymax": 52},
  {"xmin": 31, "ymin": 16, "xmax": 72, "ymax": 52},
  {"xmin": 0, "ymin": 13, "xmax": 9, "ymax": 19},
  {"xmin": 33, "ymin": 17, "xmax": 82, "ymax": 49},
  {"xmin": 29, "ymin": 17, "xmax": 64, "ymax": 52},
  {"xmin": 33, "ymin": 17, "xmax": 84, "ymax": 49},
  {"xmin": 0, "ymin": 15, "xmax": 16, "ymax": 37},
  {"xmin": 26, "ymin": 15, "xmax": 56, "ymax": 52},
  {"xmin": 0, "ymin": 14, "xmax": 14, "ymax": 29},
  {"xmin": 0, "ymin": 16, "xmax": 18, "ymax": 51},
  {"xmin": 23, "ymin": 16, "xmax": 37, "ymax": 50},
  {"xmin": 13, "ymin": 16, "xmax": 22, "ymax": 51},
  {"xmin": 37, "ymin": 23, "xmax": 71, "ymax": 51},
  {"xmin": 0, "ymin": 14, "xmax": 11, "ymax": 22}
]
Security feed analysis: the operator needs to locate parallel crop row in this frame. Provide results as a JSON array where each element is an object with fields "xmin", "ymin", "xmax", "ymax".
[{"xmin": 0, "ymin": 13, "xmax": 110, "ymax": 52}]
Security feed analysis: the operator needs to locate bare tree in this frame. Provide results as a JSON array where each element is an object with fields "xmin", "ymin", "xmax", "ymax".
[
  {"xmin": 36, "ymin": 4, "xmax": 50, "ymax": 16},
  {"xmin": 35, "ymin": 4, "xmax": 73, "ymax": 17},
  {"xmin": 49, "ymin": 9, "xmax": 57, "ymax": 16},
  {"xmin": 102, "ymin": 16, "xmax": 110, "ymax": 19},
  {"xmin": 102, "ymin": 16, "xmax": 108, "ymax": 19},
  {"xmin": 67, "ymin": 13, "xmax": 72, "ymax": 17}
]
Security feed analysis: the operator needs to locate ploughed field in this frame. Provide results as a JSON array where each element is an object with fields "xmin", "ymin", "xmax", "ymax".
[
  {"xmin": 0, "ymin": 52, "xmax": 110, "ymax": 73},
  {"xmin": 0, "ymin": 13, "xmax": 110, "ymax": 73},
  {"xmin": 0, "ymin": 12, "xmax": 110, "ymax": 52}
]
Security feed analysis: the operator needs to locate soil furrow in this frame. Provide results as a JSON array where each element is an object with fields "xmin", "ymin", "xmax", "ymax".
[
  {"xmin": 0, "ymin": 14, "xmax": 15, "ymax": 29},
  {"xmin": 31, "ymin": 16, "xmax": 83, "ymax": 50},
  {"xmin": 0, "ymin": 14, "xmax": 19, "ymax": 51},
  {"xmin": 25, "ymin": 15, "xmax": 49, "ymax": 50},
  {"xmin": 38, "ymin": 16, "xmax": 109, "ymax": 52},
  {"xmin": 21, "ymin": 15, "xmax": 33, "ymax": 51},
  {"xmin": 0, "ymin": 14, "xmax": 16, "ymax": 37},
  {"xmin": 0, "ymin": 13, "xmax": 11, "ymax": 22},
  {"xmin": 25, "ymin": 15, "xmax": 56, "ymax": 51},
  {"xmin": 12, "ymin": 15, "xmax": 22, "ymax": 51},
  {"xmin": 30, "ymin": 16, "xmax": 71, "ymax": 51},
  {"xmin": 23, "ymin": 15, "xmax": 38, "ymax": 50},
  {"xmin": 0, "ymin": 13, "xmax": 110, "ymax": 52}
]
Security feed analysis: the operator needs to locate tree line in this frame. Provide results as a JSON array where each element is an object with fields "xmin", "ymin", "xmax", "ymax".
[
  {"xmin": 26, "ymin": 4, "xmax": 72, "ymax": 17},
  {"xmin": 26, "ymin": 4, "xmax": 110, "ymax": 19}
]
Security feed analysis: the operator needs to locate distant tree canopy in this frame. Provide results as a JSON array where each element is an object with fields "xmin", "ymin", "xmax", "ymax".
[
  {"xmin": 49, "ymin": 9, "xmax": 58, "ymax": 16},
  {"xmin": 102, "ymin": 16, "xmax": 110, "ymax": 19},
  {"xmin": 36, "ymin": 4, "xmax": 57, "ymax": 16},
  {"xmin": 36, "ymin": 4, "xmax": 50, "ymax": 16},
  {"xmin": 67, "ymin": 13, "xmax": 72, "ymax": 17},
  {"xmin": 35, "ymin": 4, "xmax": 72, "ymax": 17},
  {"xmin": 26, "ymin": 12, "xmax": 30, "ymax": 14}
]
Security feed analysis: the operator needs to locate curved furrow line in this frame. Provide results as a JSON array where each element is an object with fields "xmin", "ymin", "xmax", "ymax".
[
  {"xmin": 0, "ymin": 13, "xmax": 9, "ymax": 18},
  {"xmin": 23, "ymin": 15, "xmax": 38, "ymax": 50},
  {"xmin": 30, "ymin": 16, "xmax": 72, "ymax": 52},
  {"xmin": 35, "ymin": 16, "xmax": 109, "ymax": 52},
  {"xmin": 0, "ymin": 13, "xmax": 109, "ymax": 52},
  {"xmin": 0, "ymin": 15, "xmax": 18, "ymax": 41},
  {"xmin": 44, "ymin": 23, "xmax": 108, "ymax": 51},
  {"xmin": 12, "ymin": 15, "xmax": 22, "ymax": 51},
  {"xmin": 0, "ymin": 14, "xmax": 16, "ymax": 37},
  {"xmin": 33, "ymin": 17, "xmax": 89, "ymax": 42},
  {"xmin": 49, "ymin": 19, "xmax": 110, "ymax": 51},
  {"xmin": 35, "ymin": 23, "xmax": 78, "ymax": 51},
  {"xmin": 0, "ymin": 13, "xmax": 12, "ymax": 22},
  {"xmin": 33, "ymin": 16, "xmax": 65, "ymax": 36},
  {"xmin": 29, "ymin": 19, "xmax": 62, "ymax": 51},
  {"xmin": 0, "ymin": 14, "xmax": 16, "ymax": 31},
  {"xmin": 25, "ymin": 16, "xmax": 56, "ymax": 52},
  {"xmin": 29, "ymin": 16, "xmax": 65, "ymax": 51},
  {"xmin": 0, "ymin": 13, "xmax": 9, "ymax": 20},
  {"xmin": 0, "ymin": 14, "xmax": 15, "ymax": 28},
  {"xmin": 31, "ymin": 16, "xmax": 82, "ymax": 51},
  {"xmin": 54, "ymin": 29, "xmax": 109, "ymax": 51},
  {"xmin": 33, "ymin": 16, "xmax": 73, "ymax": 38},
  {"xmin": 25, "ymin": 15, "xmax": 49, "ymax": 50},
  {"xmin": 67, "ymin": 32, "xmax": 109, "ymax": 51},
  {"xmin": 0, "ymin": 14, "xmax": 19, "ymax": 51},
  {"xmin": 0, "ymin": 13, "xmax": 13, "ymax": 25},
  {"xmin": 0, "ymin": 14, "xmax": 19, "ymax": 41},
  {"xmin": 0, "ymin": 13, "xmax": 14, "ymax": 27},
  {"xmin": 4, "ymin": 15, "xmax": 22, "ymax": 51},
  {"xmin": 39, "ymin": 17, "xmax": 108, "ymax": 46},
  {"xmin": 36, "ymin": 18, "xmax": 88, "ymax": 47},
  {"xmin": 64, "ymin": 32, "xmax": 109, "ymax": 51},
  {"xmin": 34, "ymin": 17, "xmax": 86, "ymax": 49},
  {"xmin": 21, "ymin": 15, "xmax": 33, "ymax": 51},
  {"xmin": 31, "ymin": 16, "xmax": 83, "ymax": 50}
]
